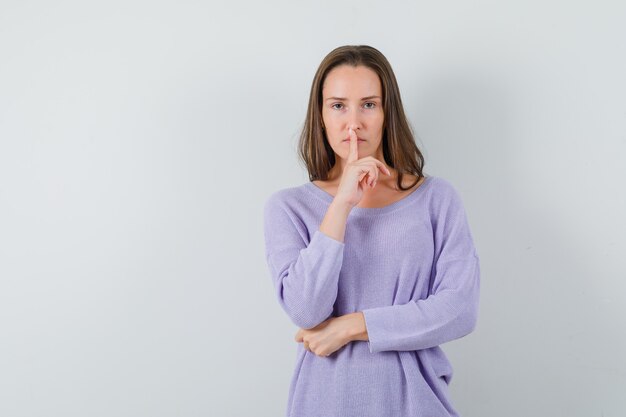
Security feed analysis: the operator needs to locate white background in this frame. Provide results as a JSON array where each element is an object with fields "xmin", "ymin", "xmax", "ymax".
[{"xmin": 1, "ymin": 1, "xmax": 624, "ymax": 416}]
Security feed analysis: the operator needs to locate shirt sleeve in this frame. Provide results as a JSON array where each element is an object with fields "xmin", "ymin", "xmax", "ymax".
[
  {"xmin": 263, "ymin": 192, "xmax": 345, "ymax": 330},
  {"xmin": 360, "ymin": 184, "xmax": 481, "ymax": 353}
]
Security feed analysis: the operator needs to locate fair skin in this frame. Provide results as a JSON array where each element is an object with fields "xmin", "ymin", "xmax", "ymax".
[{"xmin": 294, "ymin": 64, "xmax": 426, "ymax": 357}]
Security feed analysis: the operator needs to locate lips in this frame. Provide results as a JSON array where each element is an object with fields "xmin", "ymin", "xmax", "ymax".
[{"xmin": 343, "ymin": 138, "xmax": 365, "ymax": 142}]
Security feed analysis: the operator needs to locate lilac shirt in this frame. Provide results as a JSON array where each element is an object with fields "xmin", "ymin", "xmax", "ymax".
[{"xmin": 263, "ymin": 175, "xmax": 480, "ymax": 417}]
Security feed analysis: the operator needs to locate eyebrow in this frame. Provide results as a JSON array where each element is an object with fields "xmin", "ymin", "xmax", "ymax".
[{"xmin": 325, "ymin": 95, "xmax": 381, "ymax": 101}]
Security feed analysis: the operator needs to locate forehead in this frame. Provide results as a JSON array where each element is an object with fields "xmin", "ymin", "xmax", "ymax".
[{"xmin": 322, "ymin": 65, "xmax": 382, "ymax": 97}]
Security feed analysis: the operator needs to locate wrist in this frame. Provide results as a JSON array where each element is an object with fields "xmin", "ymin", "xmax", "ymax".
[
  {"xmin": 343, "ymin": 311, "xmax": 369, "ymax": 342},
  {"xmin": 330, "ymin": 197, "xmax": 353, "ymax": 214}
]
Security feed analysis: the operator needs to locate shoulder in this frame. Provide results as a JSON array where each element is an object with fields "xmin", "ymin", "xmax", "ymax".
[
  {"xmin": 426, "ymin": 175, "xmax": 457, "ymax": 195},
  {"xmin": 424, "ymin": 175, "xmax": 468, "ymax": 213},
  {"xmin": 263, "ymin": 183, "xmax": 312, "ymax": 223},
  {"xmin": 264, "ymin": 184, "xmax": 305, "ymax": 211},
  {"xmin": 263, "ymin": 184, "xmax": 314, "ymax": 242},
  {"xmin": 425, "ymin": 175, "xmax": 463, "ymax": 197}
]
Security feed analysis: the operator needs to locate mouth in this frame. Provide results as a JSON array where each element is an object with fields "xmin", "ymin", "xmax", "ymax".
[{"xmin": 342, "ymin": 138, "xmax": 366, "ymax": 142}]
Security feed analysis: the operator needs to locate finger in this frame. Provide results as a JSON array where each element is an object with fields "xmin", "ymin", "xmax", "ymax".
[
  {"xmin": 361, "ymin": 164, "xmax": 376, "ymax": 188},
  {"xmin": 363, "ymin": 159, "xmax": 390, "ymax": 177},
  {"xmin": 363, "ymin": 170, "xmax": 372, "ymax": 188},
  {"xmin": 347, "ymin": 127, "xmax": 359, "ymax": 164},
  {"xmin": 369, "ymin": 166, "xmax": 378, "ymax": 187},
  {"xmin": 358, "ymin": 165, "xmax": 376, "ymax": 188},
  {"xmin": 363, "ymin": 157, "xmax": 391, "ymax": 177}
]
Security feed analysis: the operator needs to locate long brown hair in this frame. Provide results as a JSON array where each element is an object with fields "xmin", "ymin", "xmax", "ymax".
[{"xmin": 298, "ymin": 45, "xmax": 425, "ymax": 191}]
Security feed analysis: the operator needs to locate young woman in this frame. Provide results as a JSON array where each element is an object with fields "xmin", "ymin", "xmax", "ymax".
[{"xmin": 263, "ymin": 45, "xmax": 481, "ymax": 417}]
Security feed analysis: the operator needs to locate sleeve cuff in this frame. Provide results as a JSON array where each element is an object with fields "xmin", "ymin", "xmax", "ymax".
[
  {"xmin": 311, "ymin": 229, "xmax": 345, "ymax": 247},
  {"xmin": 361, "ymin": 303, "xmax": 416, "ymax": 354}
]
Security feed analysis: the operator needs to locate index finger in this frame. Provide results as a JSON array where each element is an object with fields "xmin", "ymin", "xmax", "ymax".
[{"xmin": 347, "ymin": 127, "xmax": 358, "ymax": 163}]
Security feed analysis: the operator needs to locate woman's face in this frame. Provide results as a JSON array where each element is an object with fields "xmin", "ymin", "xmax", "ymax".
[{"xmin": 321, "ymin": 64, "xmax": 385, "ymax": 163}]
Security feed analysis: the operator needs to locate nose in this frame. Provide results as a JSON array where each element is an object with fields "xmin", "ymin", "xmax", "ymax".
[{"xmin": 347, "ymin": 112, "xmax": 362, "ymax": 133}]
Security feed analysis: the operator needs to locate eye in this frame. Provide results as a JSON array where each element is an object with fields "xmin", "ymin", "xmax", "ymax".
[
  {"xmin": 364, "ymin": 102, "xmax": 376, "ymax": 109},
  {"xmin": 331, "ymin": 103, "xmax": 344, "ymax": 110}
]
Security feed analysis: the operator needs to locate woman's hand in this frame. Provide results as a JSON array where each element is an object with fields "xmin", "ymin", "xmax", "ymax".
[
  {"xmin": 294, "ymin": 313, "xmax": 367, "ymax": 357},
  {"xmin": 335, "ymin": 127, "xmax": 391, "ymax": 208}
]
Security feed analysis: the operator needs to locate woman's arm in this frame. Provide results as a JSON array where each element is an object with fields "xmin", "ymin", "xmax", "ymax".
[
  {"xmin": 356, "ymin": 182, "xmax": 481, "ymax": 353},
  {"xmin": 319, "ymin": 198, "xmax": 352, "ymax": 242},
  {"xmin": 342, "ymin": 312, "xmax": 369, "ymax": 342},
  {"xmin": 263, "ymin": 192, "xmax": 348, "ymax": 330}
]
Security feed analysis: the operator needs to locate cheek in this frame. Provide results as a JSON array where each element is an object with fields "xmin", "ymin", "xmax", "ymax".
[{"xmin": 376, "ymin": 114, "xmax": 385, "ymax": 130}]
